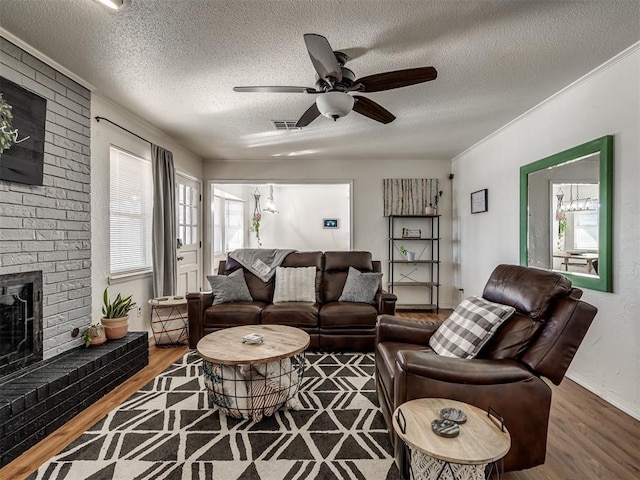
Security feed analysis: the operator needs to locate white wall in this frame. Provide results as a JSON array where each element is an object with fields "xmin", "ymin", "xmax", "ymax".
[
  {"xmin": 91, "ymin": 95, "xmax": 203, "ymax": 334},
  {"xmin": 257, "ymin": 184, "xmax": 351, "ymax": 251},
  {"xmin": 451, "ymin": 45, "xmax": 640, "ymax": 418},
  {"xmin": 205, "ymin": 159, "xmax": 455, "ymax": 308}
]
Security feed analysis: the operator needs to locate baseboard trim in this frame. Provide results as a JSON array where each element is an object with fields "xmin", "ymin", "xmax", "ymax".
[{"xmin": 565, "ymin": 371, "xmax": 640, "ymax": 421}]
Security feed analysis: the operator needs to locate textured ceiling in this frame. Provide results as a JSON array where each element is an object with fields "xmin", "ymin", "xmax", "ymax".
[{"xmin": 1, "ymin": 0, "xmax": 638, "ymax": 162}]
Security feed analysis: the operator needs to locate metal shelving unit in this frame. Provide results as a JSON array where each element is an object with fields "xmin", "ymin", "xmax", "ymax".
[{"xmin": 387, "ymin": 215, "xmax": 440, "ymax": 312}]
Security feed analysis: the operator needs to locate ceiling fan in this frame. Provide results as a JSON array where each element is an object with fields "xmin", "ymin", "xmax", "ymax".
[{"xmin": 233, "ymin": 34, "xmax": 437, "ymax": 127}]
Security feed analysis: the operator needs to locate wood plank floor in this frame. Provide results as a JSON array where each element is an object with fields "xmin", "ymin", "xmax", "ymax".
[{"xmin": 2, "ymin": 314, "xmax": 639, "ymax": 480}]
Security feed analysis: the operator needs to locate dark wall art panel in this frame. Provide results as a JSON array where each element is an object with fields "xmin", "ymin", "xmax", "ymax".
[{"xmin": 0, "ymin": 76, "xmax": 47, "ymax": 185}]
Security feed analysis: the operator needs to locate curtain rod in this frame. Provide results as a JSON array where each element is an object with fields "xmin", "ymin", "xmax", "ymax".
[{"xmin": 94, "ymin": 116, "xmax": 151, "ymax": 145}]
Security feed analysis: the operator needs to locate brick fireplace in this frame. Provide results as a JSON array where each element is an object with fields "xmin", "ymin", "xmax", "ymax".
[
  {"xmin": 1, "ymin": 36, "xmax": 92, "ymax": 359},
  {"xmin": 0, "ymin": 36, "xmax": 149, "ymax": 467},
  {"xmin": 0, "ymin": 271, "xmax": 43, "ymax": 379}
]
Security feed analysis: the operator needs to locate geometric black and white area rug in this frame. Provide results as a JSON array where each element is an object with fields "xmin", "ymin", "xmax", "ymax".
[{"xmin": 29, "ymin": 352, "xmax": 401, "ymax": 480}]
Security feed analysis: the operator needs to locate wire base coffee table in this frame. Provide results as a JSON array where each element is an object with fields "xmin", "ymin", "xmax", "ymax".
[
  {"xmin": 197, "ymin": 325, "xmax": 310, "ymax": 422},
  {"xmin": 393, "ymin": 398, "xmax": 511, "ymax": 480}
]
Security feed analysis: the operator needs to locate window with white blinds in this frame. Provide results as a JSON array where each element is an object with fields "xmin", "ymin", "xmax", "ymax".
[{"xmin": 109, "ymin": 147, "xmax": 153, "ymax": 276}]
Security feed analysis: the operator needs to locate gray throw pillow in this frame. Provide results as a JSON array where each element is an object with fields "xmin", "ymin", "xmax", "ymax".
[
  {"xmin": 338, "ymin": 267, "xmax": 382, "ymax": 304},
  {"xmin": 207, "ymin": 269, "xmax": 253, "ymax": 306}
]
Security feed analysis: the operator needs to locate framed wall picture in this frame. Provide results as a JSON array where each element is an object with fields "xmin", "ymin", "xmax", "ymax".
[
  {"xmin": 471, "ymin": 189, "xmax": 488, "ymax": 214},
  {"xmin": 323, "ymin": 218, "xmax": 339, "ymax": 229}
]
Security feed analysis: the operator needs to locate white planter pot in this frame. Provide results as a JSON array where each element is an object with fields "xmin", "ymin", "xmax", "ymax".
[{"xmin": 406, "ymin": 251, "xmax": 416, "ymax": 262}]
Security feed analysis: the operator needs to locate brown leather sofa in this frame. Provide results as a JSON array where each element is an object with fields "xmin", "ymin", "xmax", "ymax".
[
  {"xmin": 375, "ymin": 264, "xmax": 597, "ymax": 475},
  {"xmin": 187, "ymin": 251, "xmax": 397, "ymax": 350}
]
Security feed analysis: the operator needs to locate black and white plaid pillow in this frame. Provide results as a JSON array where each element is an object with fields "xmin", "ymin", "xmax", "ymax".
[{"xmin": 429, "ymin": 296, "xmax": 516, "ymax": 359}]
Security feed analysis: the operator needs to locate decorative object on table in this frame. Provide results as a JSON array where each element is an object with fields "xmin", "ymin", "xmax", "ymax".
[
  {"xmin": 471, "ymin": 188, "xmax": 488, "ymax": 214},
  {"xmin": 149, "ymin": 296, "xmax": 188, "ymax": 346},
  {"xmin": 82, "ymin": 324, "xmax": 106, "ymax": 347},
  {"xmin": 251, "ymin": 188, "xmax": 263, "ymax": 247},
  {"xmin": 383, "ymin": 178, "xmax": 439, "ymax": 216},
  {"xmin": 431, "ymin": 418, "xmax": 460, "ymax": 438},
  {"xmin": 242, "ymin": 333, "xmax": 264, "ymax": 344},
  {"xmin": 101, "ymin": 288, "xmax": 136, "ymax": 339},
  {"xmin": 441, "ymin": 407, "xmax": 467, "ymax": 424},
  {"xmin": 402, "ymin": 228, "xmax": 421, "ymax": 238}
]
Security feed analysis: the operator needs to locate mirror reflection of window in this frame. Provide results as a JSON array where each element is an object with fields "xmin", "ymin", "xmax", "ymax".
[{"xmin": 573, "ymin": 211, "xmax": 598, "ymax": 250}]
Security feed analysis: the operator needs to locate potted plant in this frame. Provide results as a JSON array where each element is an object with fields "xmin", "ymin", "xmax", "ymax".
[
  {"xmin": 101, "ymin": 288, "xmax": 136, "ymax": 340},
  {"xmin": 425, "ymin": 189, "xmax": 444, "ymax": 215},
  {"xmin": 398, "ymin": 245, "xmax": 415, "ymax": 262},
  {"xmin": 82, "ymin": 323, "xmax": 107, "ymax": 347},
  {"xmin": 250, "ymin": 213, "xmax": 263, "ymax": 248}
]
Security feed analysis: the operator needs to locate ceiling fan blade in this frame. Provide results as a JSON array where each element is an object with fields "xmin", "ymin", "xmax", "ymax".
[
  {"xmin": 352, "ymin": 96, "xmax": 396, "ymax": 124},
  {"xmin": 233, "ymin": 86, "xmax": 318, "ymax": 93},
  {"xmin": 356, "ymin": 66, "xmax": 437, "ymax": 93},
  {"xmin": 304, "ymin": 33, "xmax": 342, "ymax": 82},
  {"xmin": 295, "ymin": 102, "xmax": 321, "ymax": 128}
]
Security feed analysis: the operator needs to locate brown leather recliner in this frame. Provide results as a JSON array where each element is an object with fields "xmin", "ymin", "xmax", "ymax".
[{"xmin": 375, "ymin": 264, "xmax": 598, "ymax": 475}]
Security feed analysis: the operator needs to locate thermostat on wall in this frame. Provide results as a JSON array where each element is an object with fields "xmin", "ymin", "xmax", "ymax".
[{"xmin": 323, "ymin": 218, "xmax": 339, "ymax": 229}]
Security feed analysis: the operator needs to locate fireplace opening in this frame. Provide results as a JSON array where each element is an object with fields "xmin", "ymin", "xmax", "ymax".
[{"xmin": 0, "ymin": 271, "xmax": 43, "ymax": 380}]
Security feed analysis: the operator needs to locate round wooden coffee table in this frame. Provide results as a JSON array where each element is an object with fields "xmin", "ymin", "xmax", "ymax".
[
  {"xmin": 393, "ymin": 398, "xmax": 511, "ymax": 480},
  {"xmin": 197, "ymin": 325, "xmax": 310, "ymax": 422}
]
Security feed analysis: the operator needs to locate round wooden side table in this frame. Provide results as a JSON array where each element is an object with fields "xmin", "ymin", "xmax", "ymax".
[
  {"xmin": 197, "ymin": 325, "xmax": 310, "ymax": 422},
  {"xmin": 393, "ymin": 398, "xmax": 511, "ymax": 480}
]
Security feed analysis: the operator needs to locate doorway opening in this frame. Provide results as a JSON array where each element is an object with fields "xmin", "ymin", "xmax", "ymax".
[{"xmin": 210, "ymin": 182, "xmax": 352, "ymax": 273}]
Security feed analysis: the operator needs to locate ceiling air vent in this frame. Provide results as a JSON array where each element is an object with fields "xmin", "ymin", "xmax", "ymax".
[{"xmin": 271, "ymin": 120, "xmax": 301, "ymax": 131}]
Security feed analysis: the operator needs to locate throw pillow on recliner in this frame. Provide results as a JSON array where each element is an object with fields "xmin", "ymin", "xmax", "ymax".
[
  {"xmin": 207, "ymin": 269, "xmax": 253, "ymax": 305},
  {"xmin": 429, "ymin": 296, "xmax": 516, "ymax": 359},
  {"xmin": 338, "ymin": 266, "xmax": 382, "ymax": 304}
]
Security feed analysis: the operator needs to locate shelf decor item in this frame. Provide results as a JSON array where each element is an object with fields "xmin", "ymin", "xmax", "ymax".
[{"xmin": 402, "ymin": 228, "xmax": 421, "ymax": 238}]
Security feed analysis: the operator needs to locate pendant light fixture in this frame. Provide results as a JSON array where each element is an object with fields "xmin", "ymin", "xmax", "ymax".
[{"xmin": 263, "ymin": 185, "xmax": 279, "ymax": 214}]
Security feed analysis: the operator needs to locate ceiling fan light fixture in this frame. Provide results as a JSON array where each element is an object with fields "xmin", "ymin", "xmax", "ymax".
[
  {"xmin": 315, "ymin": 92, "xmax": 354, "ymax": 121},
  {"xmin": 95, "ymin": 0, "xmax": 124, "ymax": 10}
]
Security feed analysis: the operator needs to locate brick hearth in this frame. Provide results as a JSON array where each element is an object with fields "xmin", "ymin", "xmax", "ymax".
[{"xmin": 0, "ymin": 333, "xmax": 148, "ymax": 466}]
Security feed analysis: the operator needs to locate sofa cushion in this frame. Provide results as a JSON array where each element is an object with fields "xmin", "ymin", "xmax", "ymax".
[
  {"xmin": 203, "ymin": 302, "xmax": 264, "ymax": 328},
  {"xmin": 478, "ymin": 312, "xmax": 544, "ymax": 360},
  {"xmin": 339, "ymin": 267, "xmax": 382, "ymax": 304},
  {"xmin": 429, "ymin": 296, "xmax": 516, "ymax": 359},
  {"xmin": 319, "ymin": 301, "xmax": 378, "ymax": 328},
  {"xmin": 207, "ymin": 269, "xmax": 253, "ymax": 305},
  {"xmin": 482, "ymin": 264, "xmax": 572, "ymax": 319},
  {"xmin": 222, "ymin": 259, "xmax": 274, "ymax": 303},
  {"xmin": 262, "ymin": 302, "xmax": 319, "ymax": 327},
  {"xmin": 323, "ymin": 251, "xmax": 375, "ymax": 303},
  {"xmin": 281, "ymin": 251, "xmax": 323, "ymax": 303},
  {"xmin": 273, "ymin": 266, "xmax": 316, "ymax": 303}
]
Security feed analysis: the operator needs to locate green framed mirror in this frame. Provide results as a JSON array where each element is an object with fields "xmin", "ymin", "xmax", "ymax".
[{"xmin": 520, "ymin": 136, "xmax": 613, "ymax": 292}]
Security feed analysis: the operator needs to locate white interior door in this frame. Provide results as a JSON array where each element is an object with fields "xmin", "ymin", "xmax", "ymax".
[{"xmin": 176, "ymin": 174, "xmax": 202, "ymax": 295}]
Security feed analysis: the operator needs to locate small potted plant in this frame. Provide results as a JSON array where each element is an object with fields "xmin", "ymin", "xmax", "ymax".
[
  {"xmin": 101, "ymin": 288, "xmax": 136, "ymax": 340},
  {"xmin": 399, "ymin": 245, "xmax": 415, "ymax": 262},
  {"xmin": 425, "ymin": 190, "xmax": 444, "ymax": 215},
  {"xmin": 82, "ymin": 323, "xmax": 106, "ymax": 347}
]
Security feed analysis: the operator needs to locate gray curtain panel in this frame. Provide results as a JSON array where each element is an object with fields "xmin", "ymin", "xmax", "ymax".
[{"xmin": 151, "ymin": 144, "xmax": 177, "ymax": 297}]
